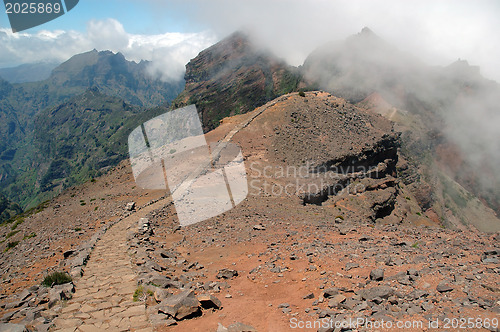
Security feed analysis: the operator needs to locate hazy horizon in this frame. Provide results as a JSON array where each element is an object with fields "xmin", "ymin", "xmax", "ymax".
[{"xmin": 1, "ymin": 0, "xmax": 499, "ymax": 83}]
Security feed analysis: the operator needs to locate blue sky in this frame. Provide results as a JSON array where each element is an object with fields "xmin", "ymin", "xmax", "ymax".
[
  {"xmin": 0, "ymin": 0, "xmax": 205, "ymax": 34},
  {"xmin": 1, "ymin": 0, "xmax": 500, "ymax": 82}
]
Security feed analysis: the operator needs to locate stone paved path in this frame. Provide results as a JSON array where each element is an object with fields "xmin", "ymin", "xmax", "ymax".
[{"xmin": 53, "ymin": 201, "xmax": 167, "ymax": 332}]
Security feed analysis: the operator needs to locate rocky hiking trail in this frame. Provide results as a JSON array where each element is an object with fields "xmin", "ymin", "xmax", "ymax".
[
  {"xmin": 53, "ymin": 201, "xmax": 168, "ymax": 332},
  {"xmin": 53, "ymin": 102, "xmax": 272, "ymax": 331},
  {"xmin": 0, "ymin": 93, "xmax": 274, "ymax": 332}
]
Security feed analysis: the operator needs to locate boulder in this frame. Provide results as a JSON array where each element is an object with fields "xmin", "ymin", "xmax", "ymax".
[
  {"xmin": 197, "ymin": 294, "xmax": 222, "ymax": 310},
  {"xmin": 369, "ymin": 269, "xmax": 384, "ymax": 281},
  {"xmin": 216, "ymin": 269, "xmax": 238, "ymax": 279},
  {"xmin": 436, "ymin": 282, "xmax": 454, "ymax": 293},
  {"xmin": 157, "ymin": 290, "xmax": 201, "ymax": 320},
  {"xmin": 126, "ymin": 202, "xmax": 136, "ymax": 211},
  {"xmin": 357, "ymin": 286, "xmax": 394, "ymax": 301}
]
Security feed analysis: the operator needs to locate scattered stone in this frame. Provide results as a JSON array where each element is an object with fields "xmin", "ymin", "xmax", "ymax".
[
  {"xmin": 358, "ymin": 286, "xmax": 394, "ymax": 301},
  {"xmin": 322, "ymin": 288, "xmax": 339, "ymax": 298},
  {"xmin": 150, "ymin": 315, "xmax": 177, "ymax": 328},
  {"xmin": 436, "ymin": 282, "xmax": 454, "ymax": 293},
  {"xmin": 149, "ymin": 276, "xmax": 181, "ymax": 289},
  {"xmin": 328, "ymin": 294, "xmax": 346, "ymax": 308},
  {"xmin": 48, "ymin": 283, "xmax": 75, "ymax": 305},
  {"xmin": 390, "ymin": 271, "xmax": 411, "ymax": 285},
  {"xmin": 138, "ymin": 218, "xmax": 151, "ymax": 234},
  {"xmin": 369, "ymin": 269, "xmax": 384, "ymax": 281},
  {"xmin": 345, "ymin": 263, "xmax": 359, "ymax": 271},
  {"xmin": 303, "ymin": 293, "xmax": 315, "ymax": 299},
  {"xmin": 63, "ymin": 250, "xmax": 75, "ymax": 259},
  {"xmin": 481, "ymin": 283, "xmax": 500, "ymax": 293},
  {"xmin": 217, "ymin": 323, "xmax": 229, "ymax": 332},
  {"xmin": 157, "ymin": 290, "xmax": 201, "ymax": 320},
  {"xmin": 151, "ymin": 288, "xmax": 170, "ymax": 302},
  {"xmin": 216, "ymin": 269, "xmax": 238, "ymax": 279},
  {"xmin": 227, "ymin": 322, "xmax": 257, "ymax": 332},
  {"xmin": 197, "ymin": 294, "xmax": 222, "ymax": 310},
  {"xmin": 126, "ymin": 202, "xmax": 136, "ymax": 211},
  {"xmin": 482, "ymin": 250, "xmax": 499, "ymax": 264},
  {"xmin": 18, "ymin": 289, "xmax": 32, "ymax": 302}
]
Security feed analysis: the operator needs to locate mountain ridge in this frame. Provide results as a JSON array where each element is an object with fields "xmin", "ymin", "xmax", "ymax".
[
  {"xmin": 0, "ymin": 28, "xmax": 498, "ymax": 230},
  {"xmin": 0, "ymin": 50, "xmax": 183, "ymax": 208},
  {"xmin": 0, "ymin": 62, "xmax": 59, "ymax": 84}
]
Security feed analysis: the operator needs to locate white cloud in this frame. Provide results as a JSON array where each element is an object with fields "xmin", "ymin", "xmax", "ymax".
[
  {"xmin": 1, "ymin": 1, "xmax": 499, "ymax": 81},
  {"xmin": 0, "ymin": 18, "xmax": 216, "ymax": 81},
  {"xmin": 144, "ymin": 0, "xmax": 500, "ymax": 82}
]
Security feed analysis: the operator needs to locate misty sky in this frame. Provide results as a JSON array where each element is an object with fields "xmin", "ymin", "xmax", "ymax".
[{"xmin": 0, "ymin": 0, "xmax": 499, "ymax": 82}]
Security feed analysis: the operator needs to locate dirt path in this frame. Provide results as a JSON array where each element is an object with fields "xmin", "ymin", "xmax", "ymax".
[{"xmin": 52, "ymin": 104, "xmax": 272, "ymax": 331}]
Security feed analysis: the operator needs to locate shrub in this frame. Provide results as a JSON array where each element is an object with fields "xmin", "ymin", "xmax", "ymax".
[
  {"xmin": 4, "ymin": 241, "xmax": 19, "ymax": 252},
  {"xmin": 23, "ymin": 233, "xmax": 36, "ymax": 240},
  {"xmin": 298, "ymin": 91, "xmax": 306, "ymax": 97},
  {"xmin": 6, "ymin": 230, "xmax": 19, "ymax": 238},
  {"xmin": 42, "ymin": 272, "xmax": 72, "ymax": 287},
  {"xmin": 10, "ymin": 218, "xmax": 24, "ymax": 230},
  {"xmin": 133, "ymin": 285, "xmax": 144, "ymax": 302}
]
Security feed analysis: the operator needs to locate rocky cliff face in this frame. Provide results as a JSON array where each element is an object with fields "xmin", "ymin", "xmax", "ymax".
[{"xmin": 172, "ymin": 32, "xmax": 301, "ymax": 131}]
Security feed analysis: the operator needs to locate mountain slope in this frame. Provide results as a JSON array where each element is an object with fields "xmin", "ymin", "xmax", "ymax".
[
  {"xmin": 48, "ymin": 50, "xmax": 183, "ymax": 108},
  {"xmin": 0, "ymin": 193, "xmax": 22, "ymax": 223},
  {"xmin": 172, "ymin": 32, "xmax": 301, "ymax": 131},
  {"xmin": 0, "ymin": 50, "xmax": 184, "ymax": 208},
  {"xmin": 5, "ymin": 50, "xmax": 183, "ymax": 123},
  {"xmin": 303, "ymin": 28, "xmax": 500, "ymax": 229},
  {"xmin": 0, "ymin": 62, "xmax": 59, "ymax": 83},
  {"xmin": 2, "ymin": 88, "xmax": 170, "ymax": 208}
]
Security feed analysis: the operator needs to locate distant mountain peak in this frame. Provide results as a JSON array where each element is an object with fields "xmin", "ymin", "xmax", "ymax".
[
  {"xmin": 360, "ymin": 26, "xmax": 374, "ymax": 35},
  {"xmin": 173, "ymin": 30, "xmax": 300, "ymax": 130},
  {"xmin": 196, "ymin": 30, "xmax": 254, "ymax": 64},
  {"xmin": 445, "ymin": 58, "xmax": 482, "ymax": 81},
  {"xmin": 351, "ymin": 26, "xmax": 383, "ymax": 45}
]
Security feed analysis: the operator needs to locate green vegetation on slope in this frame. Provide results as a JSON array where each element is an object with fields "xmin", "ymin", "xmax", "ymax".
[
  {"xmin": 3, "ymin": 88, "xmax": 170, "ymax": 209},
  {"xmin": 0, "ymin": 50, "xmax": 184, "ymax": 210}
]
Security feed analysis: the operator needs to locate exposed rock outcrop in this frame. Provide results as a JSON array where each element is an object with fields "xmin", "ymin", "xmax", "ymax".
[{"xmin": 172, "ymin": 31, "xmax": 300, "ymax": 131}]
